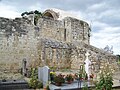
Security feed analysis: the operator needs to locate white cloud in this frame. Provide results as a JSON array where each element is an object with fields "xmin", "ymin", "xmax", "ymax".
[
  {"xmin": 90, "ymin": 24, "xmax": 120, "ymax": 55},
  {"xmin": 81, "ymin": 2, "xmax": 120, "ymax": 55},
  {"xmin": 28, "ymin": 3, "xmax": 44, "ymax": 11},
  {"xmin": 101, "ymin": 26, "xmax": 120, "ymax": 34},
  {"xmin": 98, "ymin": 9, "xmax": 120, "ymax": 19},
  {"xmin": 67, "ymin": 10, "xmax": 83, "ymax": 20},
  {"xmin": 0, "ymin": 3, "xmax": 20, "ymax": 19},
  {"xmin": 92, "ymin": 21, "xmax": 109, "ymax": 30},
  {"xmin": 88, "ymin": 2, "xmax": 107, "ymax": 11}
]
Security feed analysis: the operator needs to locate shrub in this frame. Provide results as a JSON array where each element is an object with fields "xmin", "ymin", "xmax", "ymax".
[
  {"xmin": 28, "ymin": 68, "xmax": 43, "ymax": 89},
  {"xmin": 53, "ymin": 74, "xmax": 65, "ymax": 84},
  {"xmin": 95, "ymin": 73, "xmax": 113, "ymax": 90},
  {"xmin": 46, "ymin": 85, "xmax": 50, "ymax": 90},
  {"xmin": 95, "ymin": 64, "xmax": 113, "ymax": 90},
  {"xmin": 29, "ymin": 78, "xmax": 43, "ymax": 89},
  {"xmin": 65, "ymin": 74, "xmax": 73, "ymax": 81}
]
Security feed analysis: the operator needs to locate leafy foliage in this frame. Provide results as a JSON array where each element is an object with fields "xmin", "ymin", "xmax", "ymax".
[
  {"xmin": 82, "ymin": 82, "xmax": 88, "ymax": 90},
  {"xmin": 95, "ymin": 65, "xmax": 113, "ymax": 90},
  {"xmin": 79, "ymin": 65, "xmax": 88, "ymax": 80},
  {"xmin": 95, "ymin": 73, "xmax": 113, "ymax": 90},
  {"xmin": 28, "ymin": 68, "xmax": 43, "ymax": 89},
  {"xmin": 65, "ymin": 74, "xmax": 73, "ymax": 81},
  {"xmin": 53, "ymin": 74, "xmax": 65, "ymax": 84},
  {"xmin": 21, "ymin": 10, "xmax": 43, "ymax": 26},
  {"xmin": 45, "ymin": 84, "xmax": 50, "ymax": 90},
  {"xmin": 21, "ymin": 12, "xmax": 28, "ymax": 16}
]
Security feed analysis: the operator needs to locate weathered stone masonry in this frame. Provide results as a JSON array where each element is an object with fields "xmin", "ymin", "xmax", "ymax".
[{"xmin": 0, "ymin": 9, "xmax": 118, "ymax": 75}]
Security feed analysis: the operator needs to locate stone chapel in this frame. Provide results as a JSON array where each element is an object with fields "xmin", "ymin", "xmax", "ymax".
[{"xmin": 0, "ymin": 8, "xmax": 118, "ymax": 73}]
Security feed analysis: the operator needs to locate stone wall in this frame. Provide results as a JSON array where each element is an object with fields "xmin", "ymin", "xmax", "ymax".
[
  {"xmin": 37, "ymin": 17, "xmax": 90, "ymax": 44},
  {"xmin": 70, "ymin": 42, "xmax": 118, "ymax": 71},
  {"xmin": 37, "ymin": 38, "xmax": 118, "ymax": 72},
  {"xmin": 0, "ymin": 17, "xmax": 39, "ymax": 73},
  {"xmin": 37, "ymin": 38, "xmax": 70, "ymax": 68},
  {"xmin": 0, "ymin": 14, "xmax": 118, "ymax": 77},
  {"xmin": 64, "ymin": 17, "xmax": 90, "ymax": 44},
  {"xmin": 37, "ymin": 18, "xmax": 65, "ymax": 41}
]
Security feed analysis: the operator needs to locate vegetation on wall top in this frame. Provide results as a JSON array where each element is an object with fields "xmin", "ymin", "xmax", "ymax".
[
  {"xmin": 21, "ymin": 10, "xmax": 43, "ymax": 25},
  {"xmin": 21, "ymin": 10, "xmax": 42, "ymax": 17}
]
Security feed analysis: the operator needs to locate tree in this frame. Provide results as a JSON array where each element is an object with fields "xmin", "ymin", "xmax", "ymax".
[
  {"xmin": 34, "ymin": 10, "xmax": 39, "ymax": 14},
  {"xmin": 34, "ymin": 10, "xmax": 43, "ymax": 25},
  {"xmin": 21, "ymin": 11, "xmax": 28, "ymax": 16},
  {"xmin": 28, "ymin": 11, "xmax": 34, "ymax": 15},
  {"xmin": 21, "ymin": 10, "xmax": 43, "ymax": 25}
]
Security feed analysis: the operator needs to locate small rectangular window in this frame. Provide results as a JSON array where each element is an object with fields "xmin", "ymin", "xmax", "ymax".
[{"xmin": 64, "ymin": 29, "xmax": 66, "ymax": 41}]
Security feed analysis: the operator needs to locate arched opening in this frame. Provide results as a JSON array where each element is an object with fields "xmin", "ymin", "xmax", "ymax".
[
  {"xmin": 43, "ymin": 12, "xmax": 54, "ymax": 19},
  {"xmin": 43, "ymin": 9, "xmax": 59, "ymax": 20}
]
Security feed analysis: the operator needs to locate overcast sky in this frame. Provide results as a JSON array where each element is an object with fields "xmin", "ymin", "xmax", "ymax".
[{"xmin": 0, "ymin": 0, "xmax": 120, "ymax": 55}]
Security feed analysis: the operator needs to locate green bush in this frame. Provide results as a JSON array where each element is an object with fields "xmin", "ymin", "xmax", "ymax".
[
  {"xmin": 65, "ymin": 74, "xmax": 73, "ymax": 81},
  {"xmin": 82, "ymin": 83, "xmax": 88, "ymax": 90},
  {"xmin": 28, "ymin": 68, "xmax": 43, "ymax": 89},
  {"xmin": 95, "ymin": 74, "xmax": 113, "ymax": 90},
  {"xmin": 37, "ymin": 81, "xmax": 43, "ymax": 89},
  {"xmin": 46, "ymin": 85, "xmax": 50, "ymax": 90},
  {"xmin": 95, "ymin": 65, "xmax": 113, "ymax": 90},
  {"xmin": 53, "ymin": 74, "xmax": 65, "ymax": 84},
  {"xmin": 29, "ymin": 78, "xmax": 43, "ymax": 89}
]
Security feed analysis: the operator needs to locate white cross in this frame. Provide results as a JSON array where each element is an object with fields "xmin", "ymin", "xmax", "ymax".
[
  {"xmin": 85, "ymin": 51, "xmax": 90, "ymax": 59},
  {"xmin": 84, "ymin": 51, "xmax": 91, "ymax": 80}
]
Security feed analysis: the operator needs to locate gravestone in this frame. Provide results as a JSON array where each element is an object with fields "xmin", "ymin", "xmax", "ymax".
[
  {"xmin": 22, "ymin": 58, "xmax": 27, "ymax": 76},
  {"xmin": 38, "ymin": 67, "xmax": 43, "ymax": 81},
  {"xmin": 84, "ymin": 51, "xmax": 91, "ymax": 80},
  {"xmin": 43, "ymin": 66, "xmax": 50, "ymax": 86},
  {"xmin": 38, "ymin": 66, "xmax": 50, "ymax": 86}
]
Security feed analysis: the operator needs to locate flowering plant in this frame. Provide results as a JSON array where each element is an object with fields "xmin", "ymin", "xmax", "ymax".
[
  {"xmin": 95, "ymin": 64, "xmax": 113, "ymax": 90},
  {"xmin": 65, "ymin": 74, "xmax": 74, "ymax": 81},
  {"xmin": 28, "ymin": 68, "xmax": 43, "ymax": 89},
  {"xmin": 53, "ymin": 74, "xmax": 65, "ymax": 84},
  {"xmin": 89, "ymin": 73, "xmax": 94, "ymax": 79},
  {"xmin": 50, "ymin": 71, "xmax": 56, "ymax": 75},
  {"xmin": 50, "ymin": 71, "xmax": 56, "ymax": 83}
]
